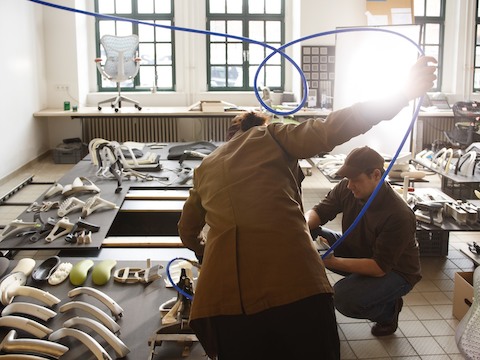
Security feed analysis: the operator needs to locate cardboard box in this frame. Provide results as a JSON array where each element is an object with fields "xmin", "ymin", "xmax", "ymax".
[{"xmin": 453, "ymin": 271, "xmax": 474, "ymax": 320}]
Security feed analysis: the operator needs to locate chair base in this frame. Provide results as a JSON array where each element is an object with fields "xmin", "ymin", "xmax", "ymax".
[{"xmin": 98, "ymin": 95, "xmax": 142, "ymax": 112}]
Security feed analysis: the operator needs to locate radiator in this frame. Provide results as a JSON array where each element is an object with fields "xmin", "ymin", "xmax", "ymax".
[
  {"xmin": 200, "ymin": 117, "xmax": 231, "ymax": 142},
  {"xmin": 81, "ymin": 116, "xmax": 179, "ymax": 143},
  {"xmin": 81, "ymin": 116, "xmax": 233, "ymax": 143},
  {"xmin": 418, "ymin": 115, "xmax": 455, "ymax": 149}
]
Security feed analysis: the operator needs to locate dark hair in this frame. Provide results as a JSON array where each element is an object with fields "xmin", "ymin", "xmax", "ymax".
[{"xmin": 226, "ymin": 112, "xmax": 269, "ymax": 140}]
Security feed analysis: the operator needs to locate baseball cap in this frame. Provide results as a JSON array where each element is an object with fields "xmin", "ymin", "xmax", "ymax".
[{"xmin": 335, "ymin": 146, "xmax": 385, "ymax": 178}]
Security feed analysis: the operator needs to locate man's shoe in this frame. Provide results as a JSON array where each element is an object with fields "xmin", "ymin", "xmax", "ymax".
[{"xmin": 371, "ymin": 298, "xmax": 403, "ymax": 336}]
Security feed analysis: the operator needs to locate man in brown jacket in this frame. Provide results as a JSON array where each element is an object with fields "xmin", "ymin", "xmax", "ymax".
[{"xmin": 178, "ymin": 56, "xmax": 436, "ymax": 360}]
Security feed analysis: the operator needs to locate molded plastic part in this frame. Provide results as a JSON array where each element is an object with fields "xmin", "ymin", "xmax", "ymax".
[
  {"xmin": 91, "ymin": 259, "xmax": 117, "ymax": 286},
  {"xmin": 69, "ymin": 259, "xmax": 94, "ymax": 286}
]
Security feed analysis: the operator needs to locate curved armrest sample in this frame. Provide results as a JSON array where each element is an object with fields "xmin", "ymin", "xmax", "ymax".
[
  {"xmin": 49, "ymin": 328, "xmax": 112, "ymax": 360},
  {"xmin": 3, "ymin": 285, "xmax": 61, "ymax": 307},
  {"xmin": 0, "ymin": 316, "xmax": 53, "ymax": 338},
  {"xmin": 0, "ymin": 355, "xmax": 54, "ymax": 360},
  {"xmin": 0, "ymin": 329, "xmax": 68, "ymax": 359},
  {"xmin": 1, "ymin": 302, "xmax": 57, "ymax": 321},
  {"xmin": 63, "ymin": 316, "xmax": 130, "ymax": 357},
  {"xmin": 59, "ymin": 301, "xmax": 120, "ymax": 334},
  {"xmin": 68, "ymin": 287, "xmax": 124, "ymax": 319}
]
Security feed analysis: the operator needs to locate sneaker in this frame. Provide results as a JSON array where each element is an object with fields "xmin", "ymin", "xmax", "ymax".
[{"xmin": 371, "ymin": 298, "xmax": 403, "ymax": 336}]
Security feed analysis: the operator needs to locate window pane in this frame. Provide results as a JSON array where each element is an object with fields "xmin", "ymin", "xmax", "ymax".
[
  {"xmin": 156, "ymin": 43, "xmax": 172, "ymax": 63},
  {"xmin": 249, "ymin": 45, "xmax": 265, "ymax": 64},
  {"xmin": 138, "ymin": 0, "xmax": 154, "ymax": 14},
  {"xmin": 157, "ymin": 66, "xmax": 173, "ymax": 88},
  {"xmin": 266, "ymin": 21, "xmax": 281, "ymax": 42},
  {"xmin": 249, "ymin": 0, "xmax": 265, "ymax": 14},
  {"xmin": 226, "ymin": 0, "xmax": 242, "ymax": 13},
  {"xmin": 249, "ymin": 65, "xmax": 264, "ymax": 87},
  {"xmin": 474, "ymin": 68, "xmax": 480, "ymax": 90},
  {"xmin": 155, "ymin": 0, "xmax": 171, "ymax": 13},
  {"xmin": 267, "ymin": 48, "xmax": 282, "ymax": 65},
  {"xmin": 424, "ymin": 23, "xmax": 439, "ymax": 44},
  {"xmin": 228, "ymin": 66, "xmax": 242, "ymax": 86},
  {"xmin": 475, "ymin": 46, "xmax": 480, "ymax": 65},
  {"xmin": 211, "ymin": 66, "xmax": 227, "ymax": 87},
  {"xmin": 210, "ymin": 0, "xmax": 225, "ymax": 13},
  {"xmin": 477, "ymin": 25, "xmax": 480, "ymax": 45},
  {"xmin": 115, "ymin": 0, "xmax": 131, "ymax": 13},
  {"xmin": 227, "ymin": 43, "xmax": 243, "ymax": 63},
  {"xmin": 117, "ymin": 22, "xmax": 133, "ymax": 36},
  {"xmin": 139, "ymin": 43, "xmax": 155, "ymax": 64},
  {"xmin": 423, "ymin": 45, "xmax": 439, "ymax": 60},
  {"xmin": 139, "ymin": 66, "xmax": 155, "ymax": 87},
  {"xmin": 227, "ymin": 20, "xmax": 243, "ymax": 40},
  {"xmin": 156, "ymin": 20, "xmax": 172, "ymax": 42},
  {"xmin": 265, "ymin": 65, "xmax": 281, "ymax": 87},
  {"xmin": 211, "ymin": 43, "xmax": 226, "ymax": 63},
  {"xmin": 139, "ymin": 22, "xmax": 155, "ymax": 42},
  {"xmin": 210, "ymin": 21, "xmax": 226, "ymax": 42},
  {"xmin": 413, "ymin": 0, "xmax": 425, "ymax": 16},
  {"xmin": 98, "ymin": 0, "xmax": 115, "ymax": 13},
  {"xmin": 265, "ymin": 0, "xmax": 282, "ymax": 14},
  {"xmin": 426, "ymin": 0, "xmax": 441, "ymax": 17},
  {"xmin": 249, "ymin": 21, "xmax": 265, "ymax": 42},
  {"xmin": 99, "ymin": 21, "xmax": 116, "ymax": 37}
]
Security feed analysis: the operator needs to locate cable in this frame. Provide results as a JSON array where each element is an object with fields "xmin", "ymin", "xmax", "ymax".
[
  {"xmin": 166, "ymin": 257, "xmax": 200, "ymax": 301},
  {"xmin": 30, "ymin": 0, "xmax": 431, "ymax": 273}
]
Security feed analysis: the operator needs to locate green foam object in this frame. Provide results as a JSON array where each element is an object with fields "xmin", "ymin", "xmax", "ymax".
[
  {"xmin": 92, "ymin": 259, "xmax": 117, "ymax": 286},
  {"xmin": 69, "ymin": 259, "xmax": 94, "ymax": 286}
]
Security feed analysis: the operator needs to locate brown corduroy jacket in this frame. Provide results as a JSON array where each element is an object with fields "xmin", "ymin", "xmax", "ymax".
[{"xmin": 178, "ymin": 95, "xmax": 410, "ymax": 358}]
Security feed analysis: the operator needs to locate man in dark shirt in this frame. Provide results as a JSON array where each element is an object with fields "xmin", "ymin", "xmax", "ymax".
[{"xmin": 305, "ymin": 146, "xmax": 421, "ymax": 336}]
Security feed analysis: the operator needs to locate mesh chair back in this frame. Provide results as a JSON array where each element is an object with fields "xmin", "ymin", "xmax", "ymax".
[
  {"xmin": 100, "ymin": 35, "xmax": 139, "ymax": 81},
  {"xmin": 444, "ymin": 101, "xmax": 480, "ymax": 147},
  {"xmin": 453, "ymin": 101, "xmax": 480, "ymax": 122}
]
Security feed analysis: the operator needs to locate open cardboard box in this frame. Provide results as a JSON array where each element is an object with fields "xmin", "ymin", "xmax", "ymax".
[{"xmin": 453, "ymin": 271, "xmax": 474, "ymax": 320}]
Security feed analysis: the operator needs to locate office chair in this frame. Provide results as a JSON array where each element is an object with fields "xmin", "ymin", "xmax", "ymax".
[
  {"xmin": 95, "ymin": 34, "xmax": 142, "ymax": 112},
  {"xmin": 444, "ymin": 101, "xmax": 480, "ymax": 148},
  {"xmin": 455, "ymin": 265, "xmax": 480, "ymax": 359}
]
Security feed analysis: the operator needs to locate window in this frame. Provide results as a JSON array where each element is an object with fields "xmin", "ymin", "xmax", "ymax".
[
  {"xmin": 95, "ymin": 0, "xmax": 175, "ymax": 92},
  {"xmin": 474, "ymin": 0, "xmax": 480, "ymax": 91},
  {"xmin": 206, "ymin": 0, "xmax": 285, "ymax": 91},
  {"xmin": 414, "ymin": 0, "xmax": 445, "ymax": 91}
]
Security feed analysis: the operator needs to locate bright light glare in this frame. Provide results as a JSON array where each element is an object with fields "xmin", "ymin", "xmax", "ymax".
[{"xmin": 335, "ymin": 26, "xmax": 420, "ymax": 107}]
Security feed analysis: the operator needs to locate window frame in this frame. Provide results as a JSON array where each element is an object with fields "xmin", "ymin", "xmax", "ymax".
[
  {"xmin": 414, "ymin": 0, "xmax": 445, "ymax": 92},
  {"xmin": 94, "ymin": 0, "xmax": 175, "ymax": 92},
  {"xmin": 206, "ymin": 0, "xmax": 285, "ymax": 92}
]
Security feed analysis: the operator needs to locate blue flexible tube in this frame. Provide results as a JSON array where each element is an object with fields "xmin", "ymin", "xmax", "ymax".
[{"xmin": 29, "ymin": 0, "xmax": 430, "ymax": 274}]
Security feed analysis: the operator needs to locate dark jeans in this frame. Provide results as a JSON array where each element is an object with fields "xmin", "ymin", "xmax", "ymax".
[
  {"xmin": 211, "ymin": 294, "xmax": 340, "ymax": 360},
  {"xmin": 314, "ymin": 227, "xmax": 413, "ymax": 324}
]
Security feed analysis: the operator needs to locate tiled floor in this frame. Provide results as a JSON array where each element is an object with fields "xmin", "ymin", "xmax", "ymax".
[{"xmin": 0, "ymin": 155, "xmax": 477, "ymax": 359}]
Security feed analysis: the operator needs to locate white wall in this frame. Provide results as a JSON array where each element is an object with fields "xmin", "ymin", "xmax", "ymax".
[{"xmin": 0, "ymin": 0, "xmax": 49, "ymax": 180}]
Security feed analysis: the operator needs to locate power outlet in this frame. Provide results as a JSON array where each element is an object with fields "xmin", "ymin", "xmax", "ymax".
[{"xmin": 55, "ymin": 84, "xmax": 69, "ymax": 91}]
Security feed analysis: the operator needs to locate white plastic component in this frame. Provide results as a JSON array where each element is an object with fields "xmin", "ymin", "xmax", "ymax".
[
  {"xmin": 0, "ymin": 354, "xmax": 53, "ymax": 359},
  {"xmin": 57, "ymin": 197, "xmax": 86, "ymax": 217},
  {"xmin": 45, "ymin": 217, "xmax": 75, "ymax": 242},
  {"xmin": 63, "ymin": 317, "xmax": 130, "ymax": 357},
  {"xmin": 0, "ymin": 272, "xmax": 27, "ymax": 300},
  {"xmin": 77, "ymin": 231, "xmax": 92, "ymax": 244},
  {"xmin": 0, "ymin": 330, "xmax": 68, "ymax": 359},
  {"xmin": 10, "ymin": 258, "xmax": 36, "ymax": 276},
  {"xmin": 0, "ymin": 316, "xmax": 53, "ymax": 338},
  {"xmin": 68, "ymin": 287, "xmax": 124, "ymax": 319},
  {"xmin": 400, "ymin": 171, "xmax": 426, "ymax": 179},
  {"xmin": 82, "ymin": 194, "xmax": 117, "ymax": 217},
  {"xmin": 59, "ymin": 301, "xmax": 121, "ymax": 334},
  {"xmin": 0, "ymin": 220, "xmax": 41, "ymax": 243},
  {"xmin": 3, "ymin": 285, "xmax": 61, "ymax": 307},
  {"xmin": 2, "ymin": 302, "xmax": 57, "ymax": 321},
  {"xmin": 49, "ymin": 328, "xmax": 112, "ymax": 360},
  {"xmin": 43, "ymin": 183, "xmax": 64, "ymax": 199},
  {"xmin": 48, "ymin": 262, "xmax": 73, "ymax": 285},
  {"xmin": 62, "ymin": 177, "xmax": 100, "ymax": 197}
]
